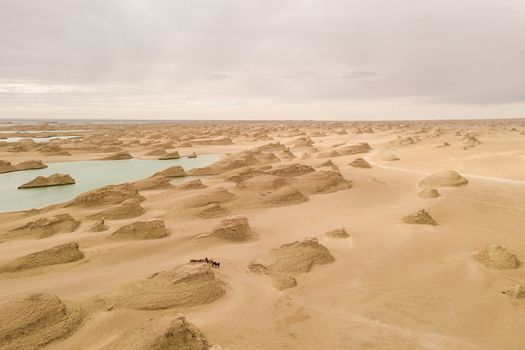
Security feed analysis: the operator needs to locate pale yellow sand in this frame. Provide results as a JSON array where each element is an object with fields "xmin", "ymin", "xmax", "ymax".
[{"xmin": 0, "ymin": 120, "xmax": 525, "ymax": 349}]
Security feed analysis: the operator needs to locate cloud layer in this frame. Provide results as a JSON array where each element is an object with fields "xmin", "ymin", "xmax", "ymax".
[{"xmin": 1, "ymin": 0, "xmax": 524, "ymax": 120}]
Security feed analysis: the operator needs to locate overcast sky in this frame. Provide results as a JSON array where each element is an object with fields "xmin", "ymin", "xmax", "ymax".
[{"xmin": 0, "ymin": 0, "xmax": 524, "ymax": 120}]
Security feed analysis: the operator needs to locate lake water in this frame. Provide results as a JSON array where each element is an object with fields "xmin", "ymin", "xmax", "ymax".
[
  {"xmin": 0, "ymin": 129, "xmax": 86, "ymax": 133},
  {"xmin": 0, "ymin": 154, "xmax": 218, "ymax": 213},
  {"xmin": 1, "ymin": 136, "xmax": 82, "ymax": 143}
]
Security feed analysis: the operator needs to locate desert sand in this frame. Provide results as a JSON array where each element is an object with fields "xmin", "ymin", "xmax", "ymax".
[{"xmin": 0, "ymin": 119, "xmax": 525, "ymax": 349}]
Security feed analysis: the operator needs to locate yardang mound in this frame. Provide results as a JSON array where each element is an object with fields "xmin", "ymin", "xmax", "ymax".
[
  {"xmin": 326, "ymin": 228, "xmax": 350, "ymax": 238},
  {"xmin": 419, "ymin": 170, "xmax": 468, "ymax": 188},
  {"xmin": 349, "ymin": 158, "xmax": 371, "ymax": 168},
  {"xmin": 6, "ymin": 214, "xmax": 80, "ymax": 239},
  {"xmin": 248, "ymin": 238, "xmax": 334, "ymax": 289},
  {"xmin": 418, "ymin": 188, "xmax": 440, "ymax": 199},
  {"xmin": 67, "ymin": 183, "xmax": 144, "ymax": 207},
  {"xmin": 112, "ymin": 219, "xmax": 169, "ymax": 240},
  {"xmin": 18, "ymin": 173, "xmax": 75, "ymax": 189},
  {"xmin": 402, "ymin": 209, "xmax": 438, "ymax": 226},
  {"xmin": 103, "ymin": 264, "xmax": 224, "ymax": 310},
  {"xmin": 474, "ymin": 245, "xmax": 520, "ymax": 269},
  {"xmin": 101, "ymin": 316, "xmax": 214, "ymax": 350},
  {"xmin": 0, "ymin": 293, "xmax": 84, "ymax": 350},
  {"xmin": 0, "ymin": 242, "xmax": 84, "ymax": 273},
  {"xmin": 101, "ymin": 151, "xmax": 132, "ymax": 160},
  {"xmin": 88, "ymin": 198, "xmax": 145, "ymax": 220},
  {"xmin": 210, "ymin": 215, "xmax": 251, "ymax": 241}
]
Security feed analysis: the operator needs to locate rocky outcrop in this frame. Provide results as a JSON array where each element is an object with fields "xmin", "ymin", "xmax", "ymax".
[
  {"xmin": 112, "ymin": 219, "xmax": 169, "ymax": 240},
  {"xmin": 418, "ymin": 170, "xmax": 468, "ymax": 188},
  {"xmin": 0, "ymin": 160, "xmax": 47, "ymax": 174},
  {"xmin": 101, "ymin": 151, "xmax": 133, "ymax": 160},
  {"xmin": 18, "ymin": 173, "xmax": 75, "ymax": 189},
  {"xmin": 159, "ymin": 151, "xmax": 180, "ymax": 160},
  {"xmin": 103, "ymin": 264, "xmax": 224, "ymax": 310},
  {"xmin": 248, "ymin": 238, "xmax": 334, "ymax": 290},
  {"xmin": 349, "ymin": 158, "xmax": 371, "ymax": 168},
  {"xmin": 67, "ymin": 183, "xmax": 144, "ymax": 207},
  {"xmin": 6, "ymin": 214, "xmax": 80, "ymax": 239},
  {"xmin": 210, "ymin": 215, "xmax": 251, "ymax": 241},
  {"xmin": 475, "ymin": 245, "xmax": 520, "ymax": 269},
  {"xmin": 0, "ymin": 242, "xmax": 84, "ymax": 273},
  {"xmin": 154, "ymin": 165, "xmax": 187, "ymax": 178},
  {"xmin": 0, "ymin": 293, "xmax": 85, "ymax": 350},
  {"xmin": 402, "ymin": 209, "xmax": 438, "ymax": 226}
]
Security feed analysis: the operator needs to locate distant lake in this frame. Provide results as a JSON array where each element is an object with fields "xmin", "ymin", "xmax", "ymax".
[
  {"xmin": 0, "ymin": 154, "xmax": 218, "ymax": 212},
  {"xmin": 0, "ymin": 136, "xmax": 82, "ymax": 143},
  {"xmin": 0, "ymin": 129, "xmax": 86, "ymax": 133}
]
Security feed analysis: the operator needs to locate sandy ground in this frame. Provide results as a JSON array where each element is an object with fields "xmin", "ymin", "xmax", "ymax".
[{"xmin": 0, "ymin": 119, "xmax": 525, "ymax": 349}]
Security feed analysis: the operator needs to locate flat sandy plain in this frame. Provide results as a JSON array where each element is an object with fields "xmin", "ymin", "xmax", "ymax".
[{"xmin": 0, "ymin": 119, "xmax": 524, "ymax": 349}]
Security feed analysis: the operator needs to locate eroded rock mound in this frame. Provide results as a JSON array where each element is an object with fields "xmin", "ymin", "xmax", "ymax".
[
  {"xmin": 177, "ymin": 179, "xmax": 206, "ymax": 190},
  {"xmin": 502, "ymin": 285, "xmax": 525, "ymax": 299},
  {"xmin": 418, "ymin": 188, "xmax": 440, "ymax": 199},
  {"xmin": 112, "ymin": 219, "xmax": 169, "ymax": 240},
  {"xmin": 266, "ymin": 163, "xmax": 315, "ymax": 177},
  {"xmin": 338, "ymin": 142, "xmax": 372, "ymax": 155},
  {"xmin": 382, "ymin": 154, "xmax": 400, "ymax": 161},
  {"xmin": 211, "ymin": 215, "xmax": 251, "ymax": 241},
  {"xmin": 248, "ymin": 238, "xmax": 334, "ymax": 289},
  {"xmin": 474, "ymin": 245, "xmax": 520, "ymax": 269},
  {"xmin": 402, "ymin": 209, "xmax": 438, "ymax": 226},
  {"xmin": 154, "ymin": 165, "xmax": 186, "ymax": 178},
  {"xmin": 89, "ymin": 219, "xmax": 108, "ymax": 232},
  {"xmin": 7, "ymin": 214, "xmax": 80, "ymax": 239},
  {"xmin": 326, "ymin": 228, "xmax": 350, "ymax": 238},
  {"xmin": 293, "ymin": 170, "xmax": 351, "ymax": 195},
  {"xmin": 68, "ymin": 183, "xmax": 144, "ymax": 207},
  {"xmin": 18, "ymin": 173, "xmax": 75, "ymax": 189},
  {"xmin": 193, "ymin": 203, "xmax": 229, "ymax": 219},
  {"xmin": 178, "ymin": 187, "xmax": 236, "ymax": 208},
  {"xmin": 260, "ymin": 185, "xmax": 309, "ymax": 206},
  {"xmin": 159, "ymin": 151, "xmax": 180, "ymax": 160},
  {"xmin": 418, "ymin": 170, "xmax": 468, "ymax": 188},
  {"xmin": 101, "ymin": 316, "xmax": 212, "ymax": 350},
  {"xmin": 134, "ymin": 175, "xmax": 173, "ymax": 191},
  {"xmin": 0, "ymin": 242, "xmax": 84, "ymax": 273},
  {"xmin": 239, "ymin": 175, "xmax": 289, "ymax": 190},
  {"xmin": 0, "ymin": 293, "xmax": 84, "ymax": 350},
  {"xmin": 102, "ymin": 151, "xmax": 132, "ymax": 160},
  {"xmin": 349, "ymin": 158, "xmax": 371, "ymax": 168},
  {"xmin": 0, "ymin": 159, "xmax": 47, "ymax": 174},
  {"xmin": 104, "ymin": 264, "xmax": 224, "ymax": 310},
  {"xmin": 88, "ymin": 198, "xmax": 145, "ymax": 220}
]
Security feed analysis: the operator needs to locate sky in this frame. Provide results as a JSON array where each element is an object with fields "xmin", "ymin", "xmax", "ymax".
[{"xmin": 0, "ymin": 0, "xmax": 524, "ymax": 120}]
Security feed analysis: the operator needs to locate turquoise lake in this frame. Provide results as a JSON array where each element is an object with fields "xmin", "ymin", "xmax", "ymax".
[
  {"xmin": 0, "ymin": 154, "xmax": 218, "ymax": 213},
  {"xmin": 1, "ymin": 136, "xmax": 82, "ymax": 143}
]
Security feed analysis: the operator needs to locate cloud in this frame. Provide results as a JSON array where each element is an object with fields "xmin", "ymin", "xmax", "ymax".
[{"xmin": 0, "ymin": 0, "xmax": 524, "ymax": 119}]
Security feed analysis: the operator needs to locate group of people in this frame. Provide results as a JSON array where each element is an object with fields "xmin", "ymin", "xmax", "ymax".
[{"xmin": 190, "ymin": 257, "xmax": 220, "ymax": 268}]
